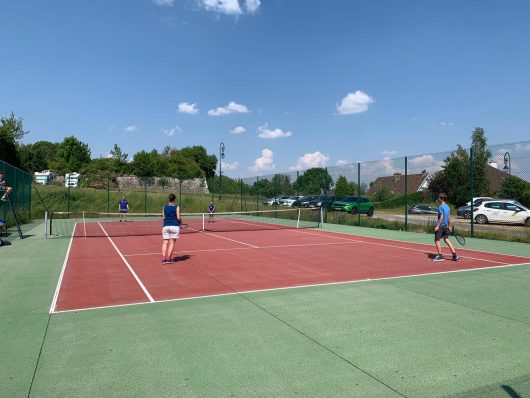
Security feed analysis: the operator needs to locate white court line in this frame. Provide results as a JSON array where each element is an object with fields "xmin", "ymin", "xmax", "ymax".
[
  {"xmin": 200, "ymin": 230, "xmax": 259, "ymax": 248},
  {"xmin": 126, "ymin": 230, "xmax": 509, "ymax": 265},
  {"xmin": 98, "ymin": 222, "xmax": 155, "ymax": 303},
  {"xmin": 295, "ymin": 228, "xmax": 530, "ymax": 260},
  {"xmin": 124, "ymin": 241, "xmax": 359, "ymax": 257},
  {"xmin": 291, "ymin": 229, "xmax": 528, "ymax": 264},
  {"xmin": 49, "ymin": 226, "xmax": 76, "ymax": 314},
  {"xmin": 51, "ymin": 260, "xmax": 530, "ymax": 314}
]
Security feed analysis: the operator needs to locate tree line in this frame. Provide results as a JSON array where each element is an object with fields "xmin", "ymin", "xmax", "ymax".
[{"xmin": 1, "ymin": 113, "xmax": 528, "ymax": 205}]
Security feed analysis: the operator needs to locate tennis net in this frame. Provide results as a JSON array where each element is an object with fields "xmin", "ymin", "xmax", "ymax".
[{"xmin": 45, "ymin": 208, "xmax": 322, "ymax": 238}]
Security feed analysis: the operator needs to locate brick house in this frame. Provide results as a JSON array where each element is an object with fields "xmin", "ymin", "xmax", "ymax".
[{"xmin": 367, "ymin": 170, "xmax": 433, "ymax": 197}]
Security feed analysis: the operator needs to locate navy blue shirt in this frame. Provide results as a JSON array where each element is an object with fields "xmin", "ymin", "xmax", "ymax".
[
  {"xmin": 163, "ymin": 204, "xmax": 180, "ymax": 227},
  {"xmin": 208, "ymin": 203, "xmax": 215, "ymax": 212},
  {"xmin": 119, "ymin": 199, "xmax": 128, "ymax": 210}
]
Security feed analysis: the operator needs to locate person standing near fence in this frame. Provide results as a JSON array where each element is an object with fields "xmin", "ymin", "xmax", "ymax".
[
  {"xmin": 161, "ymin": 193, "xmax": 180, "ymax": 264},
  {"xmin": 118, "ymin": 194, "xmax": 129, "ymax": 222},
  {"xmin": 208, "ymin": 201, "xmax": 215, "ymax": 222},
  {"xmin": 0, "ymin": 171, "xmax": 13, "ymax": 202},
  {"xmin": 433, "ymin": 193, "xmax": 459, "ymax": 262}
]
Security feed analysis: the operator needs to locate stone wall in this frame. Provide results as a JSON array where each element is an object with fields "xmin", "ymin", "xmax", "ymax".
[
  {"xmin": 49, "ymin": 175, "xmax": 209, "ymax": 193},
  {"xmin": 117, "ymin": 176, "xmax": 209, "ymax": 193}
]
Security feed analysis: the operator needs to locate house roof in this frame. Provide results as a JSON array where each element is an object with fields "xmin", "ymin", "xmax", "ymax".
[
  {"xmin": 367, "ymin": 165, "xmax": 515, "ymax": 197},
  {"xmin": 367, "ymin": 172, "xmax": 432, "ymax": 196}
]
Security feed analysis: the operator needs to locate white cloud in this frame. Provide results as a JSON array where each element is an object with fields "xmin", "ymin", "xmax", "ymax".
[
  {"xmin": 440, "ymin": 121, "xmax": 454, "ymax": 127},
  {"xmin": 336, "ymin": 90, "xmax": 374, "ymax": 115},
  {"xmin": 289, "ymin": 151, "xmax": 330, "ymax": 171},
  {"xmin": 230, "ymin": 126, "xmax": 246, "ymax": 134},
  {"xmin": 162, "ymin": 125, "xmax": 183, "ymax": 137},
  {"xmin": 244, "ymin": 0, "xmax": 260, "ymax": 13},
  {"xmin": 221, "ymin": 160, "xmax": 240, "ymax": 170},
  {"xmin": 199, "ymin": 0, "xmax": 242, "ymax": 15},
  {"xmin": 336, "ymin": 160, "xmax": 351, "ymax": 167},
  {"xmin": 152, "ymin": 0, "xmax": 174, "ymax": 6},
  {"xmin": 382, "ymin": 150, "xmax": 397, "ymax": 156},
  {"xmin": 257, "ymin": 124, "xmax": 292, "ymax": 139},
  {"xmin": 124, "ymin": 125, "xmax": 138, "ymax": 132},
  {"xmin": 249, "ymin": 148, "xmax": 275, "ymax": 172},
  {"xmin": 178, "ymin": 102, "xmax": 199, "ymax": 114},
  {"xmin": 198, "ymin": 0, "xmax": 260, "ymax": 15},
  {"xmin": 208, "ymin": 101, "xmax": 249, "ymax": 116},
  {"xmin": 408, "ymin": 154, "xmax": 444, "ymax": 173}
]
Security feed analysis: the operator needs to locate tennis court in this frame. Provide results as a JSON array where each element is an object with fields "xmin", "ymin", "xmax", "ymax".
[
  {"xmin": 50, "ymin": 210, "xmax": 529, "ymax": 314},
  {"xmin": 2, "ymin": 216, "xmax": 530, "ymax": 397}
]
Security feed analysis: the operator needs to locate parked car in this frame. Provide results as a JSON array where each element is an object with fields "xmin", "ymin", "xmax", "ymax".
[
  {"xmin": 408, "ymin": 204, "xmax": 438, "ymax": 215},
  {"xmin": 473, "ymin": 199, "xmax": 530, "ymax": 226},
  {"xmin": 457, "ymin": 197, "xmax": 495, "ymax": 218},
  {"xmin": 263, "ymin": 197, "xmax": 279, "ymax": 206},
  {"xmin": 307, "ymin": 195, "xmax": 336, "ymax": 209},
  {"xmin": 275, "ymin": 196, "xmax": 291, "ymax": 206},
  {"xmin": 292, "ymin": 195, "xmax": 318, "ymax": 207},
  {"xmin": 330, "ymin": 196, "xmax": 374, "ymax": 216},
  {"xmin": 465, "ymin": 197, "xmax": 494, "ymax": 206},
  {"xmin": 280, "ymin": 196, "xmax": 301, "ymax": 207}
]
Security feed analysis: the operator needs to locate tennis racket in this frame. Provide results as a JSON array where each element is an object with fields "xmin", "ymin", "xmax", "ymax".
[{"xmin": 451, "ymin": 225, "xmax": 466, "ymax": 246}]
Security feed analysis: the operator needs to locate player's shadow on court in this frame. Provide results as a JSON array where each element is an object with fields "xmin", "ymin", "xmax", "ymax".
[{"xmin": 172, "ymin": 255, "xmax": 191, "ymax": 263}]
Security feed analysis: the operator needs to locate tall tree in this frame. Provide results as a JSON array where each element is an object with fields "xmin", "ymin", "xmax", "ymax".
[
  {"xmin": 428, "ymin": 128, "xmax": 492, "ymax": 206},
  {"xmin": 179, "ymin": 146, "xmax": 217, "ymax": 179},
  {"xmin": 51, "ymin": 136, "xmax": 91, "ymax": 174},
  {"xmin": 18, "ymin": 140, "xmax": 58, "ymax": 172},
  {"xmin": 0, "ymin": 112, "xmax": 28, "ymax": 167},
  {"xmin": 293, "ymin": 168, "xmax": 334, "ymax": 194},
  {"xmin": 334, "ymin": 176, "xmax": 351, "ymax": 196}
]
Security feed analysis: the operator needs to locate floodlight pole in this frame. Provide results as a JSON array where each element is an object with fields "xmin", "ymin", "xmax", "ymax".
[
  {"xmin": 503, "ymin": 152, "xmax": 511, "ymax": 198},
  {"xmin": 219, "ymin": 142, "xmax": 225, "ymax": 200}
]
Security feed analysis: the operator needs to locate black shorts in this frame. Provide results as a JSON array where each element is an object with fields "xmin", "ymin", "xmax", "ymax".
[{"xmin": 435, "ymin": 226, "xmax": 449, "ymax": 241}]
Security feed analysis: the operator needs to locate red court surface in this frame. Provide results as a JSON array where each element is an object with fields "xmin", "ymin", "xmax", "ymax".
[{"xmin": 51, "ymin": 226, "xmax": 530, "ymax": 313}]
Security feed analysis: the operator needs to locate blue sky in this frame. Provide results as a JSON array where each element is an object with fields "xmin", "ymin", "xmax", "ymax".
[{"xmin": 1, "ymin": 0, "xmax": 530, "ymax": 178}]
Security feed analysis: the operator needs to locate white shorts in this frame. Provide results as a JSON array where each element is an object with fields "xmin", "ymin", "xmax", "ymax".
[{"xmin": 162, "ymin": 226, "xmax": 180, "ymax": 240}]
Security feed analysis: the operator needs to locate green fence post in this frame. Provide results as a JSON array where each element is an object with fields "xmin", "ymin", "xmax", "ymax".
[
  {"xmin": 107, "ymin": 176, "xmax": 110, "ymax": 213},
  {"xmin": 404, "ymin": 156, "xmax": 408, "ymax": 232},
  {"xmin": 470, "ymin": 147, "xmax": 474, "ymax": 238},
  {"xmin": 357, "ymin": 162, "xmax": 361, "ymax": 225},
  {"xmin": 240, "ymin": 178, "xmax": 243, "ymax": 211},
  {"xmin": 179, "ymin": 180, "xmax": 182, "ymax": 206},
  {"xmin": 144, "ymin": 180, "xmax": 147, "ymax": 214}
]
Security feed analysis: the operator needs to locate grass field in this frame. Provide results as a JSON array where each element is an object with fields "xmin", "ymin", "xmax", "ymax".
[{"xmin": 1, "ymin": 220, "xmax": 530, "ymax": 397}]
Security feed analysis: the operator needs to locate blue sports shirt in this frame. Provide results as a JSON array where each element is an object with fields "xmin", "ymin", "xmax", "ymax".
[
  {"xmin": 163, "ymin": 204, "xmax": 180, "ymax": 227},
  {"xmin": 437, "ymin": 203, "xmax": 450, "ymax": 227},
  {"xmin": 119, "ymin": 199, "xmax": 128, "ymax": 210}
]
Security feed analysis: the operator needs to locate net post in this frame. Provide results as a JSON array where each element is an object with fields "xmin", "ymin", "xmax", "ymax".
[
  {"xmin": 202, "ymin": 213, "xmax": 205, "ymax": 231},
  {"xmin": 320, "ymin": 207, "xmax": 324, "ymax": 227},
  {"xmin": 83, "ymin": 211, "xmax": 86, "ymax": 238},
  {"xmin": 296, "ymin": 208, "xmax": 301, "ymax": 228},
  {"xmin": 44, "ymin": 210, "xmax": 48, "ymax": 238}
]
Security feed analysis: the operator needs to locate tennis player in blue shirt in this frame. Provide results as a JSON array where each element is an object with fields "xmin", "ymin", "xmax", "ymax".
[
  {"xmin": 162, "ymin": 193, "xmax": 180, "ymax": 264},
  {"xmin": 433, "ymin": 193, "xmax": 459, "ymax": 262},
  {"xmin": 118, "ymin": 194, "xmax": 129, "ymax": 222},
  {"xmin": 208, "ymin": 201, "xmax": 215, "ymax": 222}
]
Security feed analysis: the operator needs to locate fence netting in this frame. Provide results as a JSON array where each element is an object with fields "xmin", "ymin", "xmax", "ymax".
[{"xmin": 29, "ymin": 140, "xmax": 530, "ymax": 243}]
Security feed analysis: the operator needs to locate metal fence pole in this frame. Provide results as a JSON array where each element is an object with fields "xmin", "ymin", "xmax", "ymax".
[
  {"xmin": 470, "ymin": 147, "xmax": 474, "ymax": 238},
  {"xmin": 357, "ymin": 162, "xmax": 361, "ymax": 225},
  {"xmin": 404, "ymin": 157, "xmax": 408, "ymax": 231}
]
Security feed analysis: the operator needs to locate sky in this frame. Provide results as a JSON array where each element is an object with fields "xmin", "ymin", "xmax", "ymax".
[{"xmin": 1, "ymin": 0, "xmax": 530, "ymax": 178}]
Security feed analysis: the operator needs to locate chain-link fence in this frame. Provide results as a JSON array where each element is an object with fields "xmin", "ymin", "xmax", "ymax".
[
  {"xmin": 1, "ymin": 160, "xmax": 32, "ymax": 227},
  {"xmin": 239, "ymin": 140, "xmax": 530, "ymax": 243},
  {"xmin": 31, "ymin": 140, "xmax": 530, "ymax": 243}
]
